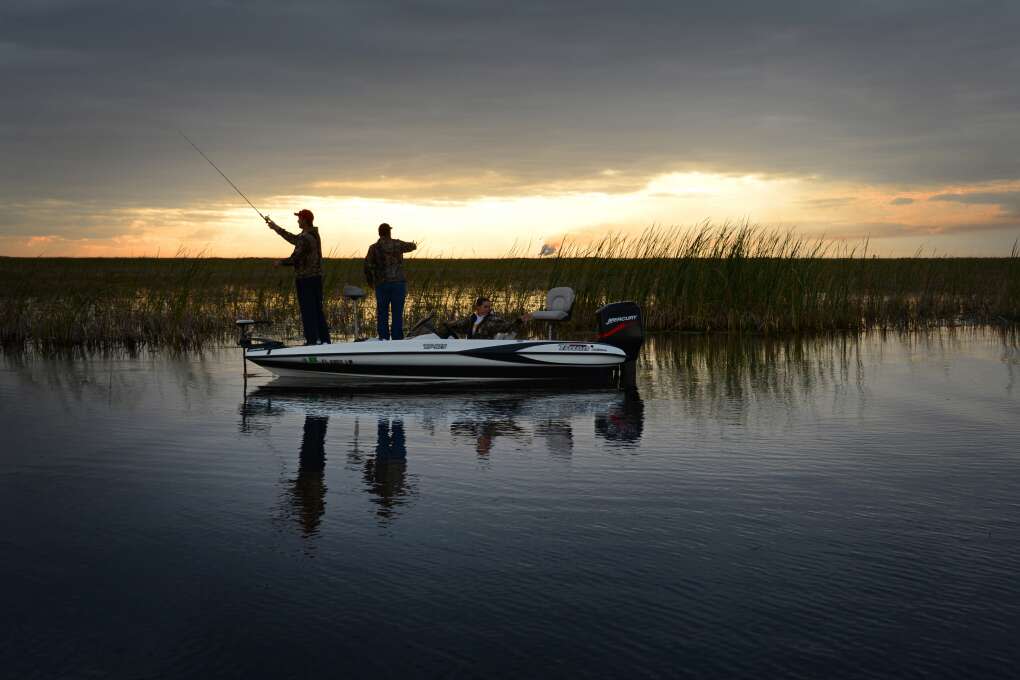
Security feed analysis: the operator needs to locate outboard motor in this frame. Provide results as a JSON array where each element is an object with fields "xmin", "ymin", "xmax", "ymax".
[{"xmin": 596, "ymin": 301, "xmax": 644, "ymax": 388}]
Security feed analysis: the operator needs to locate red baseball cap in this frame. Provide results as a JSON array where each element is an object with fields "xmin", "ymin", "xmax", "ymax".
[{"xmin": 293, "ymin": 209, "xmax": 314, "ymax": 222}]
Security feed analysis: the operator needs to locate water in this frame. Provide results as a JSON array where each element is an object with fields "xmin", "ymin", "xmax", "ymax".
[{"xmin": 1, "ymin": 331, "xmax": 1018, "ymax": 679}]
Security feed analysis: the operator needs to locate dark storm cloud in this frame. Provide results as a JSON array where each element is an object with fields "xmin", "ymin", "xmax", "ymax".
[{"xmin": 1, "ymin": 0, "xmax": 1019, "ymax": 211}]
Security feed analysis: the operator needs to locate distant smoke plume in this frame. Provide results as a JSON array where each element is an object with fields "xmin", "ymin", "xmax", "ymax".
[{"xmin": 539, "ymin": 243, "xmax": 558, "ymax": 256}]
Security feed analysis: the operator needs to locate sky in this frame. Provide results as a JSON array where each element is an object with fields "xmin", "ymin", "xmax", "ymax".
[{"xmin": 1, "ymin": 0, "xmax": 1019, "ymax": 257}]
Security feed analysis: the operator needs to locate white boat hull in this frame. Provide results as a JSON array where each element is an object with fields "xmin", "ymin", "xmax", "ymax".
[{"xmin": 245, "ymin": 335, "xmax": 628, "ymax": 384}]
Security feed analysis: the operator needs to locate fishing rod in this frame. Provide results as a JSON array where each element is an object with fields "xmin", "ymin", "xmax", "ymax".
[{"xmin": 178, "ymin": 130, "xmax": 269, "ymax": 223}]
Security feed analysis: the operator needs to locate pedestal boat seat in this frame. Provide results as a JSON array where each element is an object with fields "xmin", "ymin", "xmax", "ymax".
[
  {"xmin": 531, "ymin": 287, "xmax": 575, "ymax": 339},
  {"xmin": 343, "ymin": 285, "xmax": 367, "ymax": 340}
]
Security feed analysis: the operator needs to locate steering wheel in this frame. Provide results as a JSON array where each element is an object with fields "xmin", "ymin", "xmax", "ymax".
[{"xmin": 410, "ymin": 312, "xmax": 438, "ymax": 335}]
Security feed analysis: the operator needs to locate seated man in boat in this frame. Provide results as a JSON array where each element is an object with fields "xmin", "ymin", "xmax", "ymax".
[{"xmin": 439, "ymin": 297, "xmax": 532, "ymax": 339}]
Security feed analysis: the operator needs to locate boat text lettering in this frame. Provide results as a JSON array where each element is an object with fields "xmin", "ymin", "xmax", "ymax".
[{"xmin": 558, "ymin": 343, "xmax": 591, "ymax": 352}]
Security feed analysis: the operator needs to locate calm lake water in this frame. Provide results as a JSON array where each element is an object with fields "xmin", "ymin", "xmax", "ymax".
[{"xmin": 2, "ymin": 330, "xmax": 1018, "ymax": 679}]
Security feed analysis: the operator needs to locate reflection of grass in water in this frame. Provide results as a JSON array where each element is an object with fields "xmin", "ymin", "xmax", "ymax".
[
  {"xmin": 646, "ymin": 327, "xmax": 1020, "ymax": 420},
  {"xmin": 1, "ymin": 223, "xmax": 1017, "ymax": 350},
  {"xmin": 643, "ymin": 332, "xmax": 860, "ymax": 417}
]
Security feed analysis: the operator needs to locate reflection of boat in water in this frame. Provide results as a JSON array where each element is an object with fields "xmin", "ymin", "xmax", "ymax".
[
  {"xmin": 239, "ymin": 301, "xmax": 643, "ymax": 386},
  {"xmin": 289, "ymin": 415, "xmax": 328, "ymax": 536},
  {"xmin": 243, "ymin": 407, "xmax": 417, "ymax": 528},
  {"xmin": 243, "ymin": 385, "xmax": 644, "ymax": 452},
  {"xmin": 364, "ymin": 418, "xmax": 410, "ymax": 520},
  {"xmin": 240, "ymin": 381, "xmax": 644, "ymax": 530},
  {"xmin": 594, "ymin": 393, "xmax": 645, "ymax": 447},
  {"xmin": 450, "ymin": 415, "xmax": 529, "ymax": 456}
]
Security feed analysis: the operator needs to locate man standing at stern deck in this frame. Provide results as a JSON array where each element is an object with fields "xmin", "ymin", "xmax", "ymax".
[
  {"xmin": 365, "ymin": 223, "xmax": 417, "ymax": 340},
  {"xmin": 267, "ymin": 209, "xmax": 331, "ymax": 345}
]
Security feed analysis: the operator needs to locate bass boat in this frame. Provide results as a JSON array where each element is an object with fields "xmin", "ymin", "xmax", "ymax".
[{"xmin": 238, "ymin": 298, "xmax": 643, "ymax": 387}]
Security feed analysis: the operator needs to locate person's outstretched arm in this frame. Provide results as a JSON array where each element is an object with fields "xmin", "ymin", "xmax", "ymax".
[
  {"xmin": 488, "ymin": 313, "xmax": 532, "ymax": 336},
  {"xmin": 266, "ymin": 218, "xmax": 301, "ymax": 245},
  {"xmin": 398, "ymin": 239, "xmax": 417, "ymax": 253},
  {"xmin": 442, "ymin": 314, "xmax": 472, "ymax": 337}
]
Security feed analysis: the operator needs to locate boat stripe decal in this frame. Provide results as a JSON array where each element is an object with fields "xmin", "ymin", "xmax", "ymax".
[
  {"xmin": 246, "ymin": 344, "xmax": 623, "ymax": 362},
  {"xmin": 597, "ymin": 321, "xmax": 634, "ymax": 339},
  {"xmin": 247, "ymin": 342, "xmax": 548, "ymax": 360},
  {"xmin": 249, "ymin": 357, "xmax": 615, "ymax": 380}
]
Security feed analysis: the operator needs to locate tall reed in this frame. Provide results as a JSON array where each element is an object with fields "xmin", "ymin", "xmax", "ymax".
[{"xmin": 1, "ymin": 223, "xmax": 1017, "ymax": 351}]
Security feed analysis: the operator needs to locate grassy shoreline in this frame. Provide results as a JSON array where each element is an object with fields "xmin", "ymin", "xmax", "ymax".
[{"xmin": 2, "ymin": 227, "xmax": 1017, "ymax": 350}]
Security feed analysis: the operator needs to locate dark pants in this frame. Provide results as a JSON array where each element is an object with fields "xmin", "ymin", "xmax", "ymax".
[
  {"xmin": 294, "ymin": 415, "xmax": 328, "ymax": 535},
  {"xmin": 295, "ymin": 275, "xmax": 330, "ymax": 345},
  {"xmin": 376, "ymin": 418, "xmax": 407, "ymax": 463},
  {"xmin": 375, "ymin": 280, "xmax": 407, "ymax": 340}
]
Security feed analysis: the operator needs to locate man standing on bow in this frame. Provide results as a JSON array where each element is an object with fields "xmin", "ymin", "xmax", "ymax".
[
  {"xmin": 364, "ymin": 223, "xmax": 416, "ymax": 340},
  {"xmin": 267, "ymin": 209, "xmax": 331, "ymax": 345}
]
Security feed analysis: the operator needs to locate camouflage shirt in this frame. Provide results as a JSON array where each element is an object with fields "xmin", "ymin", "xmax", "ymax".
[
  {"xmin": 273, "ymin": 225, "xmax": 323, "ymax": 278},
  {"xmin": 442, "ymin": 313, "xmax": 524, "ymax": 339},
  {"xmin": 365, "ymin": 237, "xmax": 416, "ymax": 285}
]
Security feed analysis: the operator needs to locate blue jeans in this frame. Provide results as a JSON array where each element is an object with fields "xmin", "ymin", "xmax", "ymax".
[
  {"xmin": 295, "ymin": 275, "xmax": 331, "ymax": 345},
  {"xmin": 375, "ymin": 280, "xmax": 407, "ymax": 340}
]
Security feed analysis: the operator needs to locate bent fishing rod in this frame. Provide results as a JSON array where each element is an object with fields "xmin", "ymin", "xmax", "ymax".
[{"xmin": 178, "ymin": 130, "xmax": 270, "ymax": 223}]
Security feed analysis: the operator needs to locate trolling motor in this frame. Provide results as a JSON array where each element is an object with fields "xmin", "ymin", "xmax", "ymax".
[
  {"xmin": 596, "ymin": 301, "xmax": 644, "ymax": 389},
  {"xmin": 236, "ymin": 319, "xmax": 284, "ymax": 387},
  {"xmin": 236, "ymin": 319, "xmax": 284, "ymax": 350}
]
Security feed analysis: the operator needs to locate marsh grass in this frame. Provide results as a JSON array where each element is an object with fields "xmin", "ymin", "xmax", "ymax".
[{"xmin": 1, "ymin": 224, "xmax": 1017, "ymax": 351}]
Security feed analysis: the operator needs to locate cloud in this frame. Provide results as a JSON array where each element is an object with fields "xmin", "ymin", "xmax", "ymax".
[
  {"xmin": 306, "ymin": 166, "xmax": 653, "ymax": 200},
  {"xmin": 0, "ymin": 199, "xmax": 235, "ymax": 242},
  {"xmin": 799, "ymin": 197, "xmax": 855, "ymax": 209},
  {"xmin": 802, "ymin": 219, "xmax": 1020, "ymax": 241},
  {"xmin": 2, "ymin": 0, "xmax": 1020, "ymax": 215},
  {"xmin": 928, "ymin": 191, "xmax": 1020, "ymax": 217},
  {"xmin": 3, "ymin": 1, "xmax": 1020, "ymax": 258}
]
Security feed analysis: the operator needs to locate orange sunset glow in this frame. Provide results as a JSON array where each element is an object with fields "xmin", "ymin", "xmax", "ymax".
[
  {"xmin": 4, "ymin": 172, "xmax": 1019, "ymax": 258},
  {"xmin": 2, "ymin": 2, "xmax": 1018, "ymax": 257}
]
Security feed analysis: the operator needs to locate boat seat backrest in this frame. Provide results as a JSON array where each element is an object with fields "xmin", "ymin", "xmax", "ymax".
[
  {"xmin": 545, "ymin": 287, "xmax": 575, "ymax": 315},
  {"xmin": 533, "ymin": 287, "xmax": 575, "ymax": 338}
]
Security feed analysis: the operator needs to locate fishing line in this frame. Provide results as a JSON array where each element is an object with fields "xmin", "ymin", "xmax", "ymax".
[{"xmin": 178, "ymin": 129, "xmax": 268, "ymax": 222}]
